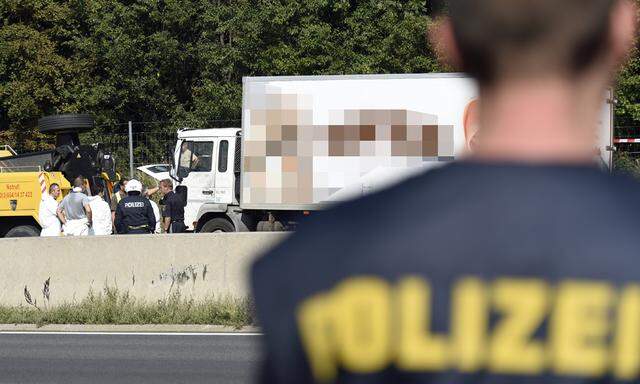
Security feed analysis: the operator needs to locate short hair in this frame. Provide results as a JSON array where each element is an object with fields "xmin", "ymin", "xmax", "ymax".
[
  {"xmin": 160, "ymin": 179, "xmax": 173, "ymax": 189},
  {"xmin": 49, "ymin": 183, "xmax": 59, "ymax": 193},
  {"xmin": 73, "ymin": 176, "xmax": 85, "ymax": 188},
  {"xmin": 120, "ymin": 177, "xmax": 129, "ymax": 184},
  {"xmin": 448, "ymin": 0, "xmax": 616, "ymax": 84}
]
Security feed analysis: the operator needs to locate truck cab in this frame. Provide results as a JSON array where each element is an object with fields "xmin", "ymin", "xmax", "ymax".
[{"xmin": 171, "ymin": 128, "xmax": 245, "ymax": 232}]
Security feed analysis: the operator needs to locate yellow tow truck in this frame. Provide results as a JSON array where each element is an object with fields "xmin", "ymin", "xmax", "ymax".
[{"xmin": 0, "ymin": 115, "xmax": 119, "ymax": 237}]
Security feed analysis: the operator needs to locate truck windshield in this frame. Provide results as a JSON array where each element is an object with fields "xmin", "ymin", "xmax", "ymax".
[{"xmin": 178, "ymin": 141, "xmax": 213, "ymax": 177}]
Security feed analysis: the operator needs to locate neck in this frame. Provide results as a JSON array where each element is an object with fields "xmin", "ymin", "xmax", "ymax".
[{"xmin": 471, "ymin": 78, "xmax": 602, "ymax": 164}]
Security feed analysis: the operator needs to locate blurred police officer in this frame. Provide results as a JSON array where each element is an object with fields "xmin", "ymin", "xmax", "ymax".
[
  {"xmin": 159, "ymin": 179, "xmax": 186, "ymax": 233},
  {"xmin": 114, "ymin": 179, "xmax": 155, "ymax": 235},
  {"xmin": 252, "ymin": 0, "xmax": 639, "ymax": 383}
]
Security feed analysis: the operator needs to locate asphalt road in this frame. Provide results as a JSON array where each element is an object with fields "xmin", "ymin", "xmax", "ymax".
[{"xmin": 0, "ymin": 332, "xmax": 262, "ymax": 384}]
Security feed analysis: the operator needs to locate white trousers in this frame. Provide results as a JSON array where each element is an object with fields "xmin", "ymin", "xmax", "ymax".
[{"xmin": 63, "ymin": 218, "xmax": 89, "ymax": 236}]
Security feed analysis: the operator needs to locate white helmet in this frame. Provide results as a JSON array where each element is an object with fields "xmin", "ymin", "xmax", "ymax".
[{"xmin": 125, "ymin": 179, "xmax": 143, "ymax": 193}]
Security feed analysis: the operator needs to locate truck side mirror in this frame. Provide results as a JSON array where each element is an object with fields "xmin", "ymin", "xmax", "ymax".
[
  {"xmin": 170, "ymin": 167, "xmax": 183, "ymax": 183},
  {"xmin": 168, "ymin": 145, "xmax": 183, "ymax": 182}
]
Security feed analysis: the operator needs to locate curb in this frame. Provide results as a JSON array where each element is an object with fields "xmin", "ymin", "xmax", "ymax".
[{"xmin": 0, "ymin": 324, "xmax": 261, "ymax": 333}]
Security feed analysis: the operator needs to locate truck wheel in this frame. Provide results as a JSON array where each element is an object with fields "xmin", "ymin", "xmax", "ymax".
[
  {"xmin": 200, "ymin": 218, "xmax": 235, "ymax": 233},
  {"xmin": 5, "ymin": 225, "xmax": 40, "ymax": 238},
  {"xmin": 38, "ymin": 114, "xmax": 94, "ymax": 133}
]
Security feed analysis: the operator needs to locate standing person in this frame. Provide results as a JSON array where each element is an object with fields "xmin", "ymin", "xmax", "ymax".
[
  {"xmin": 251, "ymin": 1, "xmax": 639, "ymax": 383},
  {"xmin": 110, "ymin": 177, "xmax": 129, "ymax": 225},
  {"xmin": 114, "ymin": 179, "xmax": 155, "ymax": 234},
  {"xmin": 88, "ymin": 184, "xmax": 112, "ymax": 236},
  {"xmin": 57, "ymin": 177, "xmax": 92, "ymax": 236},
  {"xmin": 159, "ymin": 179, "xmax": 185, "ymax": 233},
  {"xmin": 142, "ymin": 186, "xmax": 161, "ymax": 234},
  {"xmin": 38, "ymin": 183, "xmax": 62, "ymax": 237}
]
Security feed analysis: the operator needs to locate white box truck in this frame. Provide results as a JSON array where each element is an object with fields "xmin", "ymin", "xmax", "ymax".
[{"xmin": 164, "ymin": 73, "xmax": 614, "ymax": 232}]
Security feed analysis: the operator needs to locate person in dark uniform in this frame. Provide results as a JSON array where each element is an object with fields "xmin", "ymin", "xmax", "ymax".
[
  {"xmin": 159, "ymin": 179, "xmax": 186, "ymax": 233},
  {"xmin": 114, "ymin": 179, "xmax": 155, "ymax": 235},
  {"xmin": 251, "ymin": 0, "xmax": 639, "ymax": 383}
]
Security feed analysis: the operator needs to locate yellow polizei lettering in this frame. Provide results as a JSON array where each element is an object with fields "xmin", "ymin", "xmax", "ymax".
[
  {"xmin": 489, "ymin": 279, "xmax": 548, "ymax": 374},
  {"xmin": 397, "ymin": 277, "xmax": 449, "ymax": 371},
  {"xmin": 297, "ymin": 293, "xmax": 338, "ymax": 383},
  {"xmin": 614, "ymin": 285, "xmax": 640, "ymax": 380},
  {"xmin": 451, "ymin": 278, "xmax": 488, "ymax": 372},
  {"xmin": 551, "ymin": 281, "xmax": 613, "ymax": 377},
  {"xmin": 334, "ymin": 277, "xmax": 392, "ymax": 374},
  {"xmin": 295, "ymin": 276, "xmax": 640, "ymax": 380}
]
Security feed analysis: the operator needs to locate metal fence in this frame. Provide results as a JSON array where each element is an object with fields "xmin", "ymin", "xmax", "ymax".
[
  {"xmin": 10, "ymin": 122, "xmax": 640, "ymax": 170},
  {"xmin": 81, "ymin": 125, "xmax": 176, "ymax": 177},
  {"xmin": 615, "ymin": 126, "xmax": 640, "ymax": 139},
  {"xmin": 79, "ymin": 120, "xmax": 241, "ymax": 178},
  {"xmin": 7, "ymin": 119, "xmax": 242, "ymax": 178},
  {"xmin": 613, "ymin": 126, "xmax": 640, "ymax": 158}
]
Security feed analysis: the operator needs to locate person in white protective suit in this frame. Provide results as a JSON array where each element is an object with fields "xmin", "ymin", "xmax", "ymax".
[
  {"xmin": 38, "ymin": 183, "xmax": 62, "ymax": 237},
  {"xmin": 88, "ymin": 184, "xmax": 113, "ymax": 236}
]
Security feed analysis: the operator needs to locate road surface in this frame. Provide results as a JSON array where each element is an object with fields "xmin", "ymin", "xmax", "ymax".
[{"xmin": 0, "ymin": 332, "xmax": 262, "ymax": 384}]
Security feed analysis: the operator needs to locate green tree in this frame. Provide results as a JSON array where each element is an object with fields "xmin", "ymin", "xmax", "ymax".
[{"xmin": 0, "ymin": 0, "xmax": 637, "ymax": 158}]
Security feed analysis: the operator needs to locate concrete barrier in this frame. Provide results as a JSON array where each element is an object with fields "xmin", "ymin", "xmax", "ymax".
[{"xmin": 0, "ymin": 233, "xmax": 289, "ymax": 306}]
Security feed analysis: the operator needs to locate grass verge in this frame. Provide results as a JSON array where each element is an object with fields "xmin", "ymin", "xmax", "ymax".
[{"xmin": 0, "ymin": 287, "xmax": 254, "ymax": 329}]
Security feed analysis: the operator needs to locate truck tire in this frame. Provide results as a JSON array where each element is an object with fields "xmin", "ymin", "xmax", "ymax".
[
  {"xmin": 200, "ymin": 218, "xmax": 235, "ymax": 233},
  {"xmin": 38, "ymin": 114, "xmax": 94, "ymax": 134},
  {"xmin": 5, "ymin": 225, "xmax": 40, "ymax": 238}
]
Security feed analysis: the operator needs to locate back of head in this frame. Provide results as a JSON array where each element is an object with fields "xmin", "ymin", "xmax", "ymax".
[
  {"xmin": 125, "ymin": 179, "xmax": 143, "ymax": 196},
  {"xmin": 160, "ymin": 179, "xmax": 173, "ymax": 189},
  {"xmin": 448, "ymin": 0, "xmax": 615, "ymax": 85},
  {"xmin": 73, "ymin": 176, "xmax": 85, "ymax": 189}
]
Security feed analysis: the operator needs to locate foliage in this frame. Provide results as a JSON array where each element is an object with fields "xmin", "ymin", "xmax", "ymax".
[
  {"xmin": 615, "ymin": 0, "xmax": 640, "ymax": 127},
  {"xmin": 1, "ymin": 1, "xmax": 638, "ymax": 155},
  {"xmin": 613, "ymin": 151, "xmax": 640, "ymax": 178},
  {"xmin": 617, "ymin": 56, "xmax": 640, "ymax": 126},
  {"xmin": 0, "ymin": 0, "xmax": 439, "ymax": 151},
  {"xmin": 0, "ymin": 286, "xmax": 254, "ymax": 328}
]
